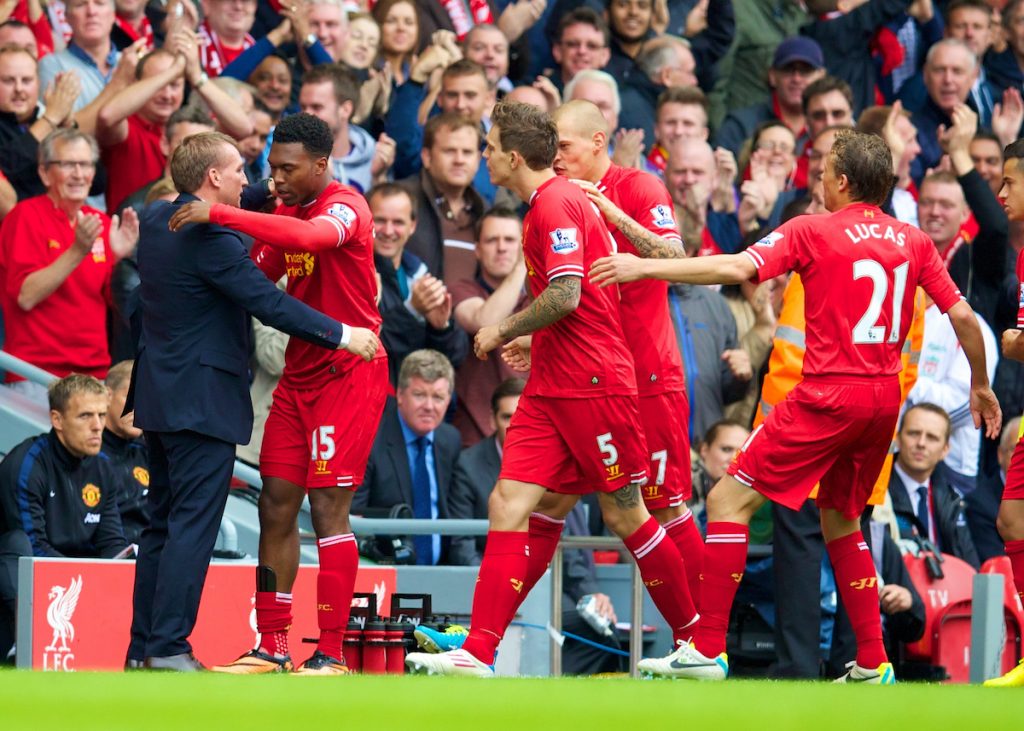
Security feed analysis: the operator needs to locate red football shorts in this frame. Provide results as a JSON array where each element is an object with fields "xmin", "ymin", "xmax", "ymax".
[
  {"xmin": 637, "ymin": 389, "xmax": 692, "ymax": 509},
  {"xmin": 260, "ymin": 357, "xmax": 388, "ymax": 490},
  {"xmin": 1003, "ymin": 437, "xmax": 1024, "ymax": 501},
  {"xmin": 499, "ymin": 394, "xmax": 648, "ymax": 493},
  {"xmin": 727, "ymin": 376, "xmax": 901, "ymax": 520}
]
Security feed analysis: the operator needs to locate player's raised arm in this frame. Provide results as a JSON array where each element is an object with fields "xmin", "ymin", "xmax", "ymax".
[
  {"xmin": 474, "ymin": 277, "xmax": 580, "ymax": 359},
  {"xmin": 946, "ymin": 300, "xmax": 1002, "ymax": 439},
  {"xmin": 590, "ymin": 252, "xmax": 756, "ymax": 287},
  {"xmin": 169, "ymin": 201, "xmax": 353, "ymax": 252}
]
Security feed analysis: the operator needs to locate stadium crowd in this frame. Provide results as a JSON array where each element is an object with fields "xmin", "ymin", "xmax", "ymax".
[{"xmin": 0, "ymin": 0, "xmax": 1020, "ymax": 678}]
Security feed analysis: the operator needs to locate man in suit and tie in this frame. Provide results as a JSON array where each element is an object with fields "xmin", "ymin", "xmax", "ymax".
[
  {"xmin": 127, "ymin": 132, "xmax": 379, "ymax": 671},
  {"xmin": 448, "ymin": 377, "xmax": 524, "ymax": 565},
  {"xmin": 352, "ymin": 349, "xmax": 461, "ymax": 565},
  {"xmin": 889, "ymin": 403, "xmax": 981, "ymax": 569}
]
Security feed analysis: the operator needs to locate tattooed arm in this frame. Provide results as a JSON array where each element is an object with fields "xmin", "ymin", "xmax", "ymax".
[
  {"xmin": 570, "ymin": 179, "xmax": 685, "ymax": 260},
  {"xmin": 473, "ymin": 277, "xmax": 581, "ymax": 359}
]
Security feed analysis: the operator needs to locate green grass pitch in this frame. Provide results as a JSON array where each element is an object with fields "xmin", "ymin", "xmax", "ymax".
[{"xmin": 1, "ymin": 671, "xmax": 1022, "ymax": 730}]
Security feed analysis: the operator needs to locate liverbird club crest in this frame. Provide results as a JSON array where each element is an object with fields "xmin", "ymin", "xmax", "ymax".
[{"xmin": 43, "ymin": 575, "xmax": 82, "ymax": 671}]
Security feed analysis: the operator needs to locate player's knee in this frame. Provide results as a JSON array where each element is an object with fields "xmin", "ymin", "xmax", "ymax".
[{"xmin": 705, "ymin": 478, "xmax": 759, "ymax": 524}]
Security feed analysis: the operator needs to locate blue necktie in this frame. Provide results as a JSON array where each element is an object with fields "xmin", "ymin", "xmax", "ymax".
[
  {"xmin": 411, "ymin": 436, "xmax": 434, "ymax": 565},
  {"xmin": 916, "ymin": 485, "xmax": 931, "ymax": 542}
]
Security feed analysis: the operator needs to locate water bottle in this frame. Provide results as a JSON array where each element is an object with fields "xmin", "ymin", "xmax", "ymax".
[{"xmin": 576, "ymin": 594, "xmax": 613, "ymax": 637}]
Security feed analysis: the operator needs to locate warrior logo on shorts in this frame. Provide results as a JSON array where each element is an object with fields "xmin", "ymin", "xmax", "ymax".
[
  {"xmin": 549, "ymin": 228, "xmax": 579, "ymax": 255},
  {"xmin": 650, "ymin": 205, "xmax": 675, "ymax": 229},
  {"xmin": 643, "ymin": 484, "xmax": 661, "ymax": 500},
  {"xmin": 327, "ymin": 203, "xmax": 356, "ymax": 228},
  {"xmin": 606, "ymin": 464, "xmax": 622, "ymax": 480},
  {"xmin": 850, "ymin": 577, "xmax": 878, "ymax": 590}
]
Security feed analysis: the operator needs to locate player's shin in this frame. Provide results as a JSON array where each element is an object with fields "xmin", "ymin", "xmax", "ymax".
[
  {"xmin": 256, "ymin": 566, "xmax": 293, "ymax": 658},
  {"xmin": 624, "ymin": 516, "xmax": 699, "ymax": 645},
  {"xmin": 460, "ymin": 531, "xmax": 530, "ymax": 665},
  {"xmin": 316, "ymin": 534, "xmax": 359, "ymax": 661},
  {"xmin": 692, "ymin": 522, "xmax": 749, "ymax": 657},
  {"xmin": 662, "ymin": 508, "xmax": 705, "ymax": 604},
  {"xmin": 826, "ymin": 531, "xmax": 888, "ymax": 669}
]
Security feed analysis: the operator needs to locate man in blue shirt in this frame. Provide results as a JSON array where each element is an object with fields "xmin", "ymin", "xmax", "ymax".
[{"xmin": 352, "ymin": 349, "xmax": 462, "ymax": 564}]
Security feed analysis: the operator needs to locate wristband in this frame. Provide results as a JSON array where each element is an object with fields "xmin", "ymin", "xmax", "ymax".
[
  {"xmin": 193, "ymin": 72, "xmax": 209, "ymax": 90},
  {"xmin": 339, "ymin": 323, "xmax": 351, "ymax": 349}
]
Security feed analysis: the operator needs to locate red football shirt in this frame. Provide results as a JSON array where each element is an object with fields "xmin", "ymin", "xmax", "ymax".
[
  {"xmin": 210, "ymin": 181, "xmax": 383, "ymax": 389},
  {"xmin": 0, "ymin": 196, "xmax": 113, "ymax": 378},
  {"xmin": 1016, "ymin": 248, "xmax": 1024, "ymax": 330},
  {"xmin": 597, "ymin": 163, "xmax": 686, "ymax": 396},
  {"xmin": 102, "ymin": 114, "xmax": 165, "ymax": 214},
  {"xmin": 522, "ymin": 175, "xmax": 636, "ymax": 398},
  {"xmin": 744, "ymin": 202, "xmax": 962, "ymax": 378}
]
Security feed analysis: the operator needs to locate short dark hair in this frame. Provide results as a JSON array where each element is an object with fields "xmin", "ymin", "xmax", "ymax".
[
  {"xmin": 656, "ymin": 85, "xmax": 708, "ymax": 115},
  {"xmin": 900, "ymin": 402, "xmax": 952, "ymax": 443},
  {"xmin": 829, "ymin": 130, "xmax": 894, "ymax": 206},
  {"xmin": 491, "ymin": 100, "xmax": 558, "ymax": 170},
  {"xmin": 491, "ymin": 377, "xmax": 525, "ymax": 413},
  {"xmin": 302, "ymin": 63, "xmax": 360, "ymax": 106},
  {"xmin": 273, "ymin": 112, "xmax": 334, "ymax": 159},
  {"xmin": 972, "ymin": 129, "xmax": 1002, "ymax": 148},
  {"xmin": 49, "ymin": 373, "xmax": 109, "ymax": 413},
  {"xmin": 946, "ymin": 0, "xmax": 992, "ymax": 22},
  {"xmin": 442, "ymin": 58, "xmax": 491, "ymax": 89},
  {"xmin": 474, "ymin": 205, "xmax": 521, "ymax": 241},
  {"xmin": 1004, "ymin": 138, "xmax": 1024, "ymax": 170},
  {"xmin": 801, "ymin": 75, "xmax": 854, "ymax": 115},
  {"xmin": 367, "ymin": 182, "xmax": 416, "ymax": 220},
  {"xmin": 556, "ymin": 7, "xmax": 610, "ymax": 46},
  {"xmin": 701, "ymin": 419, "xmax": 749, "ymax": 448},
  {"xmin": 165, "ymin": 106, "xmax": 214, "ymax": 141},
  {"xmin": 423, "ymin": 111, "xmax": 481, "ymax": 150}
]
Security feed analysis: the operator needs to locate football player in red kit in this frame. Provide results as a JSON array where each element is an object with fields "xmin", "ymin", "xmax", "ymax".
[
  {"xmin": 592, "ymin": 130, "xmax": 1001, "ymax": 683},
  {"xmin": 984, "ymin": 138, "xmax": 1024, "ymax": 687},
  {"xmin": 168, "ymin": 113, "xmax": 388, "ymax": 675},
  {"xmin": 405, "ymin": 100, "xmax": 699, "ymax": 677}
]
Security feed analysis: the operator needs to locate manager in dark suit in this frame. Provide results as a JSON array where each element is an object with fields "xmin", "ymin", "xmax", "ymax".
[
  {"xmin": 127, "ymin": 132, "xmax": 379, "ymax": 671},
  {"xmin": 352, "ymin": 349, "xmax": 461, "ymax": 565},
  {"xmin": 448, "ymin": 377, "xmax": 524, "ymax": 565}
]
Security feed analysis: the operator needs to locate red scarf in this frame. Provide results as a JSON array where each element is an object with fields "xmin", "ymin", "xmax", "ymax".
[
  {"xmin": 440, "ymin": 0, "xmax": 495, "ymax": 40},
  {"xmin": 115, "ymin": 13, "xmax": 154, "ymax": 51},
  {"xmin": 646, "ymin": 144, "xmax": 668, "ymax": 175},
  {"xmin": 199, "ymin": 20, "xmax": 255, "ymax": 78}
]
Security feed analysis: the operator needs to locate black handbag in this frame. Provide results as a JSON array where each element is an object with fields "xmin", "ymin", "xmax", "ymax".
[{"xmin": 356, "ymin": 503, "xmax": 417, "ymax": 564}]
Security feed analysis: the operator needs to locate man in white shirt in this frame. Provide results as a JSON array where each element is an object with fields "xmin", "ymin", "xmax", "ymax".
[{"xmin": 905, "ymin": 296, "xmax": 998, "ymax": 493}]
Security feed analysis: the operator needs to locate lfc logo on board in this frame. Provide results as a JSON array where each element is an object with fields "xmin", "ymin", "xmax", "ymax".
[{"xmin": 43, "ymin": 575, "xmax": 82, "ymax": 671}]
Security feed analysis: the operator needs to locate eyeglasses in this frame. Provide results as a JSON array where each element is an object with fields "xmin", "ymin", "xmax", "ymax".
[
  {"xmin": 755, "ymin": 141, "xmax": 795, "ymax": 154},
  {"xmin": 46, "ymin": 160, "xmax": 96, "ymax": 171}
]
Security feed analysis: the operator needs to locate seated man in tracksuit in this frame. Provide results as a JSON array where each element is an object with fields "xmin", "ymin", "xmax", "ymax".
[{"xmin": 0, "ymin": 374, "xmax": 130, "ymax": 659}]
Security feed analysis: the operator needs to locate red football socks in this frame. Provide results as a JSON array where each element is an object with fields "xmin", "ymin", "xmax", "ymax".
[
  {"xmin": 827, "ymin": 531, "xmax": 887, "ymax": 669},
  {"xmin": 498, "ymin": 514, "xmax": 565, "ymax": 629},
  {"xmin": 693, "ymin": 522, "xmax": 749, "ymax": 657},
  {"xmin": 663, "ymin": 508, "xmax": 705, "ymax": 603},
  {"xmin": 624, "ymin": 517, "xmax": 698, "ymax": 645},
  {"xmin": 1005, "ymin": 539, "xmax": 1024, "ymax": 605},
  {"xmin": 525, "ymin": 513, "xmax": 565, "ymax": 591},
  {"xmin": 461, "ymin": 531, "xmax": 529, "ymax": 666},
  {"xmin": 256, "ymin": 591, "xmax": 292, "ymax": 658},
  {"xmin": 315, "ymin": 533, "xmax": 359, "ymax": 662}
]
